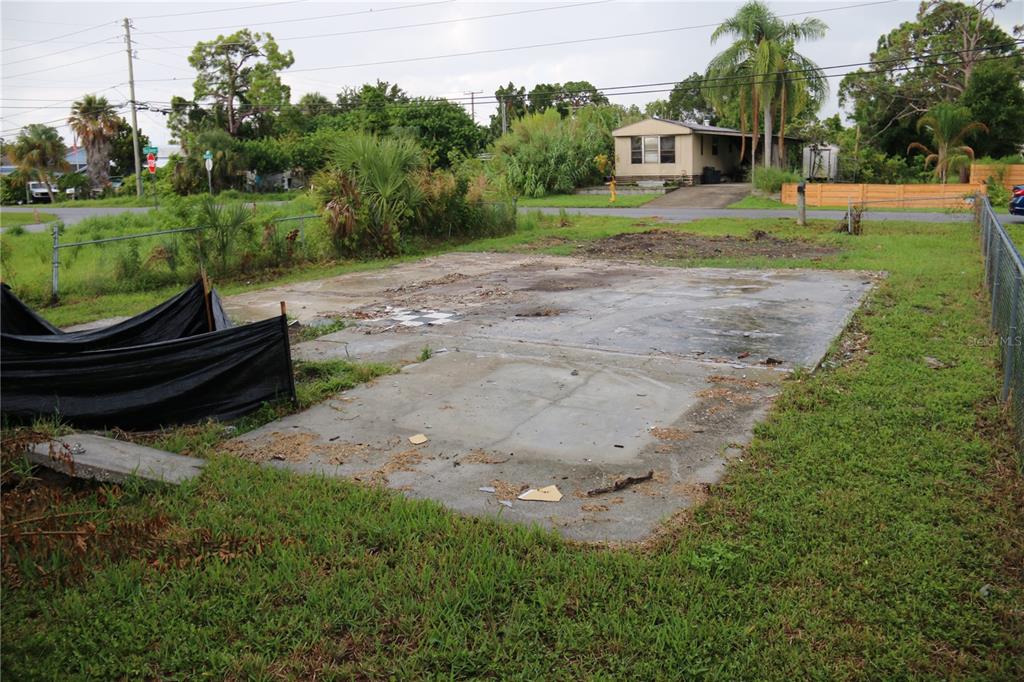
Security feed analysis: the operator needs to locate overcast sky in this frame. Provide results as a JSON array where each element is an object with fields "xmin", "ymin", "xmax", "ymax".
[{"xmin": 2, "ymin": 0, "xmax": 1021, "ymax": 149}]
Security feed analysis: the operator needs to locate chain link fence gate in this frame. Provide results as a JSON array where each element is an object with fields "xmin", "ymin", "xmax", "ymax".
[{"xmin": 978, "ymin": 195, "xmax": 1024, "ymax": 453}]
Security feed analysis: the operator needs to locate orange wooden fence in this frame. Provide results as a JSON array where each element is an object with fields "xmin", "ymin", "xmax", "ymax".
[
  {"xmin": 970, "ymin": 164, "xmax": 1024, "ymax": 190},
  {"xmin": 780, "ymin": 182, "xmax": 982, "ymax": 208}
]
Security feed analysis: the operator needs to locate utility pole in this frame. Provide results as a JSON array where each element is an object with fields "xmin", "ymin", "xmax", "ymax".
[
  {"xmin": 123, "ymin": 18, "xmax": 143, "ymax": 198},
  {"xmin": 500, "ymin": 97, "xmax": 507, "ymax": 136},
  {"xmin": 463, "ymin": 90, "xmax": 482, "ymax": 124}
]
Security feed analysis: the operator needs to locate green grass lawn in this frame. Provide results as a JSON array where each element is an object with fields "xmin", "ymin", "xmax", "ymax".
[
  {"xmin": 727, "ymin": 195, "xmax": 788, "ymax": 209},
  {"xmin": 26, "ymin": 190, "xmax": 304, "ymax": 209},
  {"xmin": 0, "ymin": 211, "xmax": 58, "ymax": 228},
  {"xmin": 517, "ymin": 193, "xmax": 658, "ymax": 208},
  {"xmin": 2, "ymin": 215, "xmax": 1022, "ymax": 679}
]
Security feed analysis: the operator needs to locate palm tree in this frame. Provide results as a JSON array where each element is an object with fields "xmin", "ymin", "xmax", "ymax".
[
  {"xmin": 68, "ymin": 94, "xmax": 120, "ymax": 190},
  {"xmin": 774, "ymin": 40, "xmax": 828, "ymax": 167},
  {"xmin": 908, "ymin": 103, "xmax": 988, "ymax": 184},
  {"xmin": 8, "ymin": 124, "xmax": 68, "ymax": 203},
  {"xmin": 705, "ymin": 1, "xmax": 827, "ymax": 168},
  {"xmin": 332, "ymin": 134, "xmax": 424, "ymax": 255}
]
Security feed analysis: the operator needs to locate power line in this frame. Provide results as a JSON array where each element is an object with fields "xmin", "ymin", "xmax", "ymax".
[
  {"xmin": 1, "ymin": 50, "xmax": 124, "ymax": 81},
  {"xmin": 0, "ymin": 21, "xmax": 117, "ymax": 53},
  {"xmin": 128, "ymin": 43, "xmax": 1023, "ymax": 116},
  {"xmin": 145, "ymin": 0, "xmax": 904, "ymax": 77},
  {"xmin": 137, "ymin": 1, "xmax": 609, "ymax": 48},
  {"xmin": 131, "ymin": 0, "xmax": 313, "ymax": 21},
  {"xmin": 1, "ymin": 35, "xmax": 123, "ymax": 66},
  {"xmin": 138, "ymin": 0, "xmax": 456, "ymax": 35}
]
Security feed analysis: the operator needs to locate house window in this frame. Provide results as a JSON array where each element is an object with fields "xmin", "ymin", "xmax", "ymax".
[
  {"xmin": 660, "ymin": 136, "xmax": 675, "ymax": 163},
  {"xmin": 712, "ymin": 138, "xmax": 719, "ymax": 156},
  {"xmin": 643, "ymin": 136, "xmax": 659, "ymax": 163},
  {"xmin": 630, "ymin": 135, "xmax": 674, "ymax": 164}
]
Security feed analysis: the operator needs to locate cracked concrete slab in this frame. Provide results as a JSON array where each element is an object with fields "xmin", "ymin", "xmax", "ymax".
[{"xmin": 226, "ymin": 253, "xmax": 873, "ymax": 542}]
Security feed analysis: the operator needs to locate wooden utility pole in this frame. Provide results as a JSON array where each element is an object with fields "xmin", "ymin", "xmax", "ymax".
[
  {"xmin": 500, "ymin": 97, "xmax": 507, "ymax": 135},
  {"xmin": 463, "ymin": 90, "xmax": 482, "ymax": 124},
  {"xmin": 123, "ymin": 18, "xmax": 143, "ymax": 198}
]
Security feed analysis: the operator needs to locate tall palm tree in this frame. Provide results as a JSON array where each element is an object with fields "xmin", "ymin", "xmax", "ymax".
[
  {"xmin": 68, "ymin": 94, "xmax": 120, "ymax": 189},
  {"xmin": 705, "ymin": 1, "xmax": 827, "ymax": 168},
  {"xmin": 908, "ymin": 103, "xmax": 988, "ymax": 184},
  {"xmin": 774, "ymin": 40, "xmax": 828, "ymax": 167},
  {"xmin": 9, "ymin": 124, "xmax": 68, "ymax": 203}
]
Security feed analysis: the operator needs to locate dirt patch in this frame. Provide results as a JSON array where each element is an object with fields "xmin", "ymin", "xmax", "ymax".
[
  {"xmin": 384, "ymin": 272, "xmax": 469, "ymax": 294},
  {"xmin": 356, "ymin": 448, "xmax": 425, "ymax": 486},
  {"xmin": 706, "ymin": 374, "xmax": 766, "ymax": 389},
  {"xmin": 490, "ymin": 479, "xmax": 528, "ymax": 501},
  {"xmin": 460, "ymin": 450, "xmax": 513, "ymax": 465},
  {"xmin": 578, "ymin": 229, "xmax": 838, "ymax": 261},
  {"xmin": 224, "ymin": 432, "xmax": 370, "ymax": 465},
  {"xmin": 516, "ymin": 308, "xmax": 561, "ymax": 317},
  {"xmin": 649, "ymin": 427, "xmax": 693, "ymax": 441},
  {"xmin": 696, "ymin": 387, "xmax": 755, "ymax": 406}
]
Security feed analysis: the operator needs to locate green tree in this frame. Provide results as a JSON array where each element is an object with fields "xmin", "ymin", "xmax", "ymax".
[
  {"xmin": 189, "ymin": 29, "xmax": 295, "ymax": 137},
  {"xmin": 490, "ymin": 82, "xmax": 527, "ymax": 135},
  {"xmin": 9, "ymin": 124, "xmax": 68, "ymax": 203},
  {"xmin": 963, "ymin": 59, "xmax": 1024, "ymax": 158},
  {"xmin": 110, "ymin": 119, "xmax": 150, "ymax": 177},
  {"xmin": 68, "ymin": 94, "xmax": 121, "ymax": 189},
  {"xmin": 706, "ymin": 0, "xmax": 827, "ymax": 168},
  {"xmin": 839, "ymin": 1, "xmax": 1021, "ymax": 157},
  {"xmin": 645, "ymin": 73, "xmax": 718, "ymax": 123},
  {"xmin": 391, "ymin": 99, "xmax": 484, "ymax": 168},
  {"xmin": 328, "ymin": 134, "xmax": 425, "ymax": 255},
  {"xmin": 297, "ymin": 91, "xmax": 335, "ymax": 118},
  {"xmin": 907, "ymin": 102, "xmax": 988, "ymax": 183}
]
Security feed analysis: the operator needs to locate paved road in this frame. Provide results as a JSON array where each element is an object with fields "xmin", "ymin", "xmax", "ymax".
[
  {"xmin": 524, "ymin": 205, "xmax": 1023, "ymax": 226},
  {"xmin": 645, "ymin": 183, "xmax": 752, "ymax": 209},
  {"xmin": 1, "ymin": 205, "xmax": 152, "ymax": 233}
]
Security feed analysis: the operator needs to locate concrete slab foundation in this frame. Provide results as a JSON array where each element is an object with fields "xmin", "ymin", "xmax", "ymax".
[{"xmin": 226, "ymin": 254, "xmax": 874, "ymax": 542}]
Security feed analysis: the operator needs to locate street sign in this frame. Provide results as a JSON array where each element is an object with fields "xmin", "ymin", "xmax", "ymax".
[
  {"xmin": 146, "ymin": 153, "xmax": 156, "ymax": 174},
  {"xmin": 203, "ymin": 150, "xmax": 213, "ymax": 160},
  {"xmin": 205, "ymin": 158, "xmax": 213, "ymax": 171},
  {"xmin": 143, "ymin": 146, "xmax": 158, "ymax": 155}
]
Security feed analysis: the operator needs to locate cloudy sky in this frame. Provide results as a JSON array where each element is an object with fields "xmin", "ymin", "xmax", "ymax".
[{"xmin": 2, "ymin": 0, "xmax": 1021, "ymax": 148}]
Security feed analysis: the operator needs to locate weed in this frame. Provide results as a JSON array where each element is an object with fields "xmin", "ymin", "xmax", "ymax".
[{"xmin": 419, "ymin": 345, "xmax": 433, "ymax": 362}]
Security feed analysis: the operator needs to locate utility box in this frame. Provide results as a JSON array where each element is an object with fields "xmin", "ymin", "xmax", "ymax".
[{"xmin": 803, "ymin": 144, "xmax": 839, "ymax": 182}]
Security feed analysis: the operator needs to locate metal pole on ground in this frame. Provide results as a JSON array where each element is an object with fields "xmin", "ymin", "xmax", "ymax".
[
  {"xmin": 50, "ymin": 222, "xmax": 59, "ymax": 302},
  {"xmin": 797, "ymin": 180, "xmax": 806, "ymax": 227}
]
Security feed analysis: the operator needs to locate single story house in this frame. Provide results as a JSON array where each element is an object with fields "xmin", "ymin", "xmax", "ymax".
[{"xmin": 612, "ymin": 117, "xmax": 800, "ymax": 184}]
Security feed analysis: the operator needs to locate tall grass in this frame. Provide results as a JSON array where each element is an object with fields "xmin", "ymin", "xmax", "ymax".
[{"xmin": 751, "ymin": 166, "xmax": 801, "ymax": 193}]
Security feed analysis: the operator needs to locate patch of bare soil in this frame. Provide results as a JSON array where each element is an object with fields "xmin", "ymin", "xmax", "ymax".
[
  {"xmin": 649, "ymin": 427, "xmax": 693, "ymax": 441},
  {"xmin": 384, "ymin": 272, "xmax": 469, "ymax": 294},
  {"xmin": 578, "ymin": 229, "xmax": 838, "ymax": 261},
  {"xmin": 224, "ymin": 432, "xmax": 369, "ymax": 465},
  {"xmin": 706, "ymin": 374, "xmax": 766, "ymax": 389},
  {"xmin": 515, "ymin": 308, "xmax": 561, "ymax": 317},
  {"xmin": 490, "ymin": 479, "xmax": 528, "ymax": 501},
  {"xmin": 356, "ymin": 448, "xmax": 425, "ymax": 486},
  {"xmin": 460, "ymin": 450, "xmax": 513, "ymax": 465}
]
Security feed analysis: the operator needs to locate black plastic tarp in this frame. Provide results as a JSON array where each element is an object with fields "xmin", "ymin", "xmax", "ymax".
[{"xmin": 1, "ymin": 283, "xmax": 295, "ymax": 429}]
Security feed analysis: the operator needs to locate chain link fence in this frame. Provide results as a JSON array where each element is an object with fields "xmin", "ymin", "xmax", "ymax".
[
  {"xmin": 49, "ymin": 214, "xmax": 318, "ymax": 301},
  {"xmin": 978, "ymin": 195, "xmax": 1023, "ymax": 451}
]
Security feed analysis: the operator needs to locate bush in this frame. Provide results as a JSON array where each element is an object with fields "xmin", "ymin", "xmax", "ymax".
[
  {"xmin": 490, "ymin": 106, "xmax": 630, "ymax": 197},
  {"xmin": 752, "ymin": 167, "xmax": 801, "ymax": 193}
]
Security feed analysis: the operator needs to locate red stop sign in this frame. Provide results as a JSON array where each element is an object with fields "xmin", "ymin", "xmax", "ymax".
[{"xmin": 146, "ymin": 153, "xmax": 156, "ymax": 174}]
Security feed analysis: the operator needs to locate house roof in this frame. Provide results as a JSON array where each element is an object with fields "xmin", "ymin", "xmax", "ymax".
[{"xmin": 613, "ymin": 117, "xmax": 803, "ymax": 141}]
